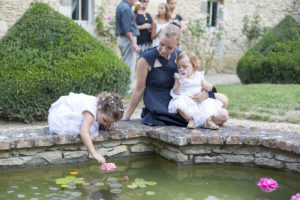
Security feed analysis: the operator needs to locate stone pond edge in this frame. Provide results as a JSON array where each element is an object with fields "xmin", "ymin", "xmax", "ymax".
[{"xmin": 0, "ymin": 120, "xmax": 299, "ymax": 174}]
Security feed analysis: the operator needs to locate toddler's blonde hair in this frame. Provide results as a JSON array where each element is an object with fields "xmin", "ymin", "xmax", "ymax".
[{"xmin": 176, "ymin": 51, "xmax": 200, "ymax": 71}]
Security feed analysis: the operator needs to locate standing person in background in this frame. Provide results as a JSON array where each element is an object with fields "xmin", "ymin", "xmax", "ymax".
[
  {"xmin": 167, "ymin": 0, "xmax": 186, "ymax": 32},
  {"xmin": 151, "ymin": 3, "xmax": 170, "ymax": 47},
  {"xmin": 116, "ymin": 0, "xmax": 140, "ymax": 93},
  {"xmin": 135, "ymin": 0, "xmax": 153, "ymax": 57}
]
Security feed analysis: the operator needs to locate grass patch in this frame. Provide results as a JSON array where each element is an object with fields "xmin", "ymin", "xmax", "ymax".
[{"xmin": 216, "ymin": 84, "xmax": 300, "ymax": 123}]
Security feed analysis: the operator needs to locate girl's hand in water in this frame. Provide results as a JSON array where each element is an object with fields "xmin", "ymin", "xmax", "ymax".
[{"xmin": 92, "ymin": 152, "xmax": 106, "ymax": 165}]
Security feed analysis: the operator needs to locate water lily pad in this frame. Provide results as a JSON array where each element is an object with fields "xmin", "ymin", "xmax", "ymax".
[
  {"xmin": 146, "ymin": 191, "xmax": 156, "ymax": 196},
  {"xmin": 88, "ymin": 179, "xmax": 102, "ymax": 183},
  {"xmin": 127, "ymin": 183, "xmax": 138, "ymax": 189},
  {"xmin": 70, "ymin": 192, "xmax": 82, "ymax": 197},
  {"xmin": 107, "ymin": 177, "xmax": 118, "ymax": 182},
  {"xmin": 110, "ymin": 188, "xmax": 122, "ymax": 194},
  {"xmin": 135, "ymin": 178, "xmax": 144, "ymax": 181},
  {"xmin": 85, "ymin": 185, "xmax": 99, "ymax": 190},
  {"xmin": 145, "ymin": 181, "xmax": 157, "ymax": 186},
  {"xmin": 109, "ymin": 183, "xmax": 122, "ymax": 188},
  {"xmin": 94, "ymin": 182, "xmax": 105, "ymax": 187}
]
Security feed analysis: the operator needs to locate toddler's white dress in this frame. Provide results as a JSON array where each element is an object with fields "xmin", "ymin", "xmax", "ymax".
[
  {"xmin": 48, "ymin": 93, "xmax": 99, "ymax": 135},
  {"xmin": 168, "ymin": 71, "xmax": 223, "ymax": 127}
]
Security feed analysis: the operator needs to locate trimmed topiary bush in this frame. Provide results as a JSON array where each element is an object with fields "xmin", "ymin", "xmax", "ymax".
[
  {"xmin": 0, "ymin": 2, "xmax": 130, "ymax": 122},
  {"xmin": 237, "ymin": 15, "xmax": 300, "ymax": 84}
]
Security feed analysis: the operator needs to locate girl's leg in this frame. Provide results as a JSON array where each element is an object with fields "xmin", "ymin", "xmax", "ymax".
[
  {"xmin": 177, "ymin": 109, "xmax": 195, "ymax": 129},
  {"xmin": 215, "ymin": 93, "xmax": 229, "ymax": 108},
  {"xmin": 177, "ymin": 109, "xmax": 192, "ymax": 121},
  {"xmin": 203, "ymin": 116, "xmax": 219, "ymax": 130},
  {"xmin": 212, "ymin": 108, "xmax": 228, "ymax": 125}
]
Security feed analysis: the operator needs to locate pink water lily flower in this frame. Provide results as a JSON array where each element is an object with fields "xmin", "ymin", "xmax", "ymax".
[
  {"xmin": 101, "ymin": 163, "xmax": 116, "ymax": 172},
  {"xmin": 107, "ymin": 16, "xmax": 112, "ymax": 21},
  {"xmin": 291, "ymin": 193, "xmax": 300, "ymax": 200},
  {"xmin": 257, "ymin": 178, "xmax": 278, "ymax": 193}
]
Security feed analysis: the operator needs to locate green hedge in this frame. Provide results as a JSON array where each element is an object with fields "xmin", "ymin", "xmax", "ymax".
[
  {"xmin": 237, "ymin": 15, "xmax": 300, "ymax": 84},
  {"xmin": 0, "ymin": 3, "xmax": 130, "ymax": 122}
]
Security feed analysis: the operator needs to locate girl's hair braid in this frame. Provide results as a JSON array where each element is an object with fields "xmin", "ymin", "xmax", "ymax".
[{"xmin": 97, "ymin": 92, "xmax": 124, "ymax": 121}]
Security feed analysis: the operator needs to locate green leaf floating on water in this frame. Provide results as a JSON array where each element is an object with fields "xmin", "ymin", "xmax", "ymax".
[
  {"xmin": 94, "ymin": 182, "xmax": 105, "ymax": 186},
  {"xmin": 55, "ymin": 176, "xmax": 86, "ymax": 185},
  {"xmin": 127, "ymin": 178, "xmax": 157, "ymax": 189},
  {"xmin": 146, "ymin": 191, "xmax": 156, "ymax": 196},
  {"xmin": 107, "ymin": 177, "xmax": 118, "ymax": 182},
  {"xmin": 146, "ymin": 181, "xmax": 157, "ymax": 186},
  {"xmin": 127, "ymin": 183, "xmax": 138, "ymax": 189}
]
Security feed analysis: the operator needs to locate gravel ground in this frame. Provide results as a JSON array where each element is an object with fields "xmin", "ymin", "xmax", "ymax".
[{"xmin": 0, "ymin": 73, "xmax": 299, "ymax": 133}]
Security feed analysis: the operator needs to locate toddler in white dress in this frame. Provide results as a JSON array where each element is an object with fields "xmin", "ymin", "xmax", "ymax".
[
  {"xmin": 48, "ymin": 92, "xmax": 124, "ymax": 164},
  {"xmin": 168, "ymin": 52, "xmax": 223, "ymax": 129}
]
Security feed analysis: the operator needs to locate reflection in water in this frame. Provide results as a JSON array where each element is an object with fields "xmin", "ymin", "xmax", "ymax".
[{"xmin": 0, "ymin": 155, "xmax": 299, "ymax": 200}]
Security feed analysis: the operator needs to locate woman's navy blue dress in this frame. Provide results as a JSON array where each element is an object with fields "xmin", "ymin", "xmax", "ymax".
[{"xmin": 140, "ymin": 47, "xmax": 187, "ymax": 126}]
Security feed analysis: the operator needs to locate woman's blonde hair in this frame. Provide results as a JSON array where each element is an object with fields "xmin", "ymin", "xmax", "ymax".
[
  {"xmin": 97, "ymin": 92, "xmax": 124, "ymax": 121},
  {"xmin": 156, "ymin": 3, "xmax": 171, "ymax": 21},
  {"xmin": 176, "ymin": 51, "xmax": 200, "ymax": 71},
  {"xmin": 160, "ymin": 23, "xmax": 181, "ymax": 43}
]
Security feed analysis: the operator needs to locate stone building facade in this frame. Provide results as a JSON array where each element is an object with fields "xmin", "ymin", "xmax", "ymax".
[{"xmin": 0, "ymin": 0, "xmax": 299, "ymax": 72}]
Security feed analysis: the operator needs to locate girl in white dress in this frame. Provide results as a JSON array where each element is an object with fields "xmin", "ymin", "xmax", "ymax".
[
  {"xmin": 168, "ymin": 52, "xmax": 224, "ymax": 129},
  {"xmin": 151, "ymin": 3, "xmax": 170, "ymax": 47},
  {"xmin": 48, "ymin": 92, "xmax": 124, "ymax": 164}
]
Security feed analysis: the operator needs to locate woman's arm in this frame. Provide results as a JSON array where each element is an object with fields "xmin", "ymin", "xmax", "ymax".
[
  {"xmin": 190, "ymin": 90, "xmax": 209, "ymax": 104},
  {"xmin": 123, "ymin": 58, "xmax": 150, "ymax": 120},
  {"xmin": 81, "ymin": 111, "xmax": 106, "ymax": 164},
  {"xmin": 151, "ymin": 21, "xmax": 158, "ymax": 40}
]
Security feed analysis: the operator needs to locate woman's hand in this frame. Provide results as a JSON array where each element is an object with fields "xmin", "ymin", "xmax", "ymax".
[
  {"xmin": 142, "ymin": 23, "xmax": 152, "ymax": 29},
  {"xmin": 190, "ymin": 90, "xmax": 208, "ymax": 104},
  {"xmin": 92, "ymin": 152, "xmax": 106, "ymax": 165}
]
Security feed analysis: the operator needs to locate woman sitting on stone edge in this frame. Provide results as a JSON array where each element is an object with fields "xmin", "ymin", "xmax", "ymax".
[{"xmin": 123, "ymin": 23, "xmax": 228, "ymax": 127}]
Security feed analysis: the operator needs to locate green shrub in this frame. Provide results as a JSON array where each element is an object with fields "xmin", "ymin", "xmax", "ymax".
[
  {"xmin": 237, "ymin": 15, "xmax": 300, "ymax": 84},
  {"xmin": 0, "ymin": 2, "xmax": 130, "ymax": 122}
]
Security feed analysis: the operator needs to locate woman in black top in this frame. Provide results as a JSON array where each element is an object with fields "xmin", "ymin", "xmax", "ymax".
[{"xmin": 135, "ymin": 0, "xmax": 153, "ymax": 57}]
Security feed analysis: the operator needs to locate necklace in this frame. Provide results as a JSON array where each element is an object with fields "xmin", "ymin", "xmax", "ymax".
[{"xmin": 143, "ymin": 13, "xmax": 148, "ymax": 21}]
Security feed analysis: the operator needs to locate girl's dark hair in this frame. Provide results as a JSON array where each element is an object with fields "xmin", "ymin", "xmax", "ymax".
[{"xmin": 97, "ymin": 92, "xmax": 124, "ymax": 121}]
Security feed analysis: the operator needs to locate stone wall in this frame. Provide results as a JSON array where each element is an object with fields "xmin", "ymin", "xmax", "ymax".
[
  {"xmin": 0, "ymin": 0, "xmax": 299, "ymax": 72},
  {"xmin": 1, "ymin": 120, "xmax": 300, "ymax": 175}
]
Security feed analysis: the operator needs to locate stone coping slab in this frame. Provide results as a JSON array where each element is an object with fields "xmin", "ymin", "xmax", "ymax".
[{"xmin": 0, "ymin": 120, "xmax": 299, "ymax": 155}]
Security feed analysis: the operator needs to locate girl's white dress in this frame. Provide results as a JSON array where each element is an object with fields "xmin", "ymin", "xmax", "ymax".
[
  {"xmin": 168, "ymin": 71, "xmax": 223, "ymax": 127},
  {"xmin": 48, "ymin": 93, "xmax": 99, "ymax": 135},
  {"xmin": 153, "ymin": 20, "xmax": 169, "ymax": 46}
]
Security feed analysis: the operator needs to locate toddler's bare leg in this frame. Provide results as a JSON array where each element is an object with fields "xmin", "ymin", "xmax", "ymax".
[
  {"xmin": 212, "ymin": 108, "xmax": 229, "ymax": 125},
  {"xmin": 177, "ymin": 109, "xmax": 193, "ymax": 121}
]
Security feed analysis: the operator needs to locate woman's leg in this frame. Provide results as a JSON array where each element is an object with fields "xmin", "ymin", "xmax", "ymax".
[
  {"xmin": 212, "ymin": 108, "xmax": 228, "ymax": 125},
  {"xmin": 215, "ymin": 93, "xmax": 229, "ymax": 108}
]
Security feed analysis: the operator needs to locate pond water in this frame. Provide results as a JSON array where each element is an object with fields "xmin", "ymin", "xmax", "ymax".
[{"xmin": 0, "ymin": 155, "xmax": 299, "ymax": 200}]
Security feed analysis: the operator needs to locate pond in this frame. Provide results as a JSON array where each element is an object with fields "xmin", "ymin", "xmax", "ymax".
[{"xmin": 0, "ymin": 155, "xmax": 299, "ymax": 200}]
